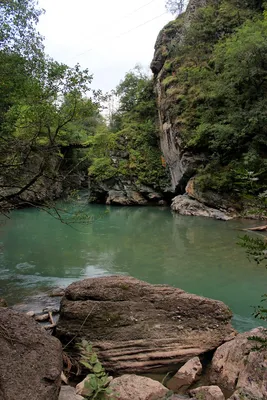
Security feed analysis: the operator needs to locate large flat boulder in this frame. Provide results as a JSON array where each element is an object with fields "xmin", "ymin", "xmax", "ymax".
[
  {"xmin": 210, "ymin": 327, "xmax": 267, "ymax": 399},
  {"xmin": 0, "ymin": 308, "xmax": 62, "ymax": 400},
  {"xmin": 56, "ymin": 276, "xmax": 233, "ymax": 374}
]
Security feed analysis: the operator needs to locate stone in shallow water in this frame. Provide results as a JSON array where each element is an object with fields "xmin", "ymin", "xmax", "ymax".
[
  {"xmin": 56, "ymin": 275, "xmax": 234, "ymax": 374},
  {"xmin": 0, "ymin": 297, "xmax": 7, "ymax": 307}
]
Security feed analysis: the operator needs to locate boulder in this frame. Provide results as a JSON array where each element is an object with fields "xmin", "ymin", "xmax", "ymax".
[
  {"xmin": 189, "ymin": 386, "xmax": 225, "ymax": 400},
  {"xmin": 167, "ymin": 356, "xmax": 202, "ymax": 393},
  {"xmin": 106, "ymin": 189, "xmax": 148, "ymax": 206},
  {"xmin": 58, "ymin": 386, "xmax": 85, "ymax": 400},
  {"xmin": 107, "ymin": 374, "xmax": 168, "ymax": 400},
  {"xmin": 185, "ymin": 178, "xmax": 238, "ymax": 213},
  {"xmin": 210, "ymin": 327, "xmax": 267, "ymax": 399},
  {"xmin": 88, "ymin": 176, "xmax": 170, "ymax": 205},
  {"xmin": 0, "ymin": 308, "xmax": 62, "ymax": 400},
  {"xmin": 57, "ymin": 276, "xmax": 233, "ymax": 374},
  {"xmin": 171, "ymin": 195, "xmax": 232, "ymax": 220}
]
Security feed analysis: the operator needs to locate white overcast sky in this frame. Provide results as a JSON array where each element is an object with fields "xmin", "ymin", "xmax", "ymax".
[{"xmin": 37, "ymin": 0, "xmax": 173, "ymax": 92}]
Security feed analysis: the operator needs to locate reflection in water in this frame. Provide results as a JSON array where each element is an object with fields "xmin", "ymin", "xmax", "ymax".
[{"xmin": 0, "ymin": 202, "xmax": 266, "ymax": 332}]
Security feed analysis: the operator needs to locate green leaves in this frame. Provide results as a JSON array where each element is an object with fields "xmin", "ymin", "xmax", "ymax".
[{"xmin": 77, "ymin": 340, "xmax": 115, "ymax": 400}]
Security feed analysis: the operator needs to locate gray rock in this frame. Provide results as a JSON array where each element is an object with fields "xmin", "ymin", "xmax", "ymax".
[
  {"xmin": 58, "ymin": 386, "xmax": 85, "ymax": 400},
  {"xmin": 210, "ymin": 327, "xmax": 267, "ymax": 399},
  {"xmin": 171, "ymin": 195, "xmax": 232, "ymax": 220},
  {"xmin": 185, "ymin": 177, "xmax": 239, "ymax": 214},
  {"xmin": 89, "ymin": 176, "xmax": 170, "ymax": 205},
  {"xmin": 0, "ymin": 308, "xmax": 62, "ymax": 400},
  {"xmin": 57, "ymin": 276, "xmax": 233, "ymax": 374}
]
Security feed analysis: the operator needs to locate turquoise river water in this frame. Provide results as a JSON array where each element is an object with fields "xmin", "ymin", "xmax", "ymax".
[{"xmin": 0, "ymin": 199, "xmax": 266, "ymax": 332}]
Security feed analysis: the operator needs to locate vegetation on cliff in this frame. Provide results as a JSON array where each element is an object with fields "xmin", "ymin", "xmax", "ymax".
[{"xmin": 158, "ymin": 0, "xmax": 267, "ymax": 202}]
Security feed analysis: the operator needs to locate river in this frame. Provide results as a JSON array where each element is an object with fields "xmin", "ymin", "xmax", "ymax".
[{"xmin": 0, "ymin": 198, "xmax": 266, "ymax": 332}]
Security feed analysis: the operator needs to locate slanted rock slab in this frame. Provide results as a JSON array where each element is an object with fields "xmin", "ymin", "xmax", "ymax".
[
  {"xmin": 167, "ymin": 356, "xmax": 202, "ymax": 393},
  {"xmin": 171, "ymin": 195, "xmax": 232, "ymax": 220},
  {"xmin": 108, "ymin": 374, "xmax": 168, "ymax": 400},
  {"xmin": 57, "ymin": 276, "xmax": 233, "ymax": 374},
  {"xmin": 189, "ymin": 385, "xmax": 225, "ymax": 400},
  {"xmin": 0, "ymin": 308, "xmax": 62, "ymax": 400},
  {"xmin": 210, "ymin": 327, "xmax": 267, "ymax": 399}
]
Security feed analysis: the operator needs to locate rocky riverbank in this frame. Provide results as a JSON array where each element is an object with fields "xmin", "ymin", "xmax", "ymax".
[{"xmin": 0, "ymin": 276, "xmax": 266, "ymax": 400}]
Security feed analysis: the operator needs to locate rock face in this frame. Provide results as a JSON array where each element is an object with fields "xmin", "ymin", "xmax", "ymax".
[
  {"xmin": 210, "ymin": 327, "xmax": 267, "ymax": 399},
  {"xmin": 185, "ymin": 178, "xmax": 239, "ymax": 214},
  {"xmin": 89, "ymin": 177, "xmax": 171, "ymax": 205},
  {"xmin": 189, "ymin": 385, "xmax": 225, "ymax": 400},
  {"xmin": 108, "ymin": 374, "xmax": 168, "ymax": 400},
  {"xmin": 151, "ymin": 0, "xmax": 209, "ymax": 193},
  {"xmin": 171, "ymin": 195, "xmax": 233, "ymax": 220},
  {"xmin": 167, "ymin": 356, "xmax": 202, "ymax": 393},
  {"xmin": 57, "ymin": 276, "xmax": 234, "ymax": 374},
  {"xmin": 0, "ymin": 308, "xmax": 62, "ymax": 400}
]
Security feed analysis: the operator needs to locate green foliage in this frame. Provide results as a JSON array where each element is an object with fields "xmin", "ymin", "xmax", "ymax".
[
  {"xmin": 0, "ymin": 0, "xmax": 103, "ymax": 211},
  {"xmin": 77, "ymin": 340, "xmax": 115, "ymax": 400},
  {"xmin": 0, "ymin": 0, "xmax": 44, "ymax": 56},
  {"xmin": 239, "ymin": 235, "xmax": 267, "ymax": 265},
  {"xmin": 162, "ymin": 0, "xmax": 267, "ymax": 196},
  {"xmin": 88, "ymin": 67, "xmax": 169, "ymax": 189}
]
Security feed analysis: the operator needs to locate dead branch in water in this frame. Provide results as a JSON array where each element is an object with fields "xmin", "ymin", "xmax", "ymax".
[{"xmin": 243, "ymin": 225, "xmax": 267, "ymax": 232}]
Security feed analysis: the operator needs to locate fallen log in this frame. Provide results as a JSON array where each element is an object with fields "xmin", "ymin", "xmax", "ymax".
[{"xmin": 243, "ymin": 225, "xmax": 267, "ymax": 232}]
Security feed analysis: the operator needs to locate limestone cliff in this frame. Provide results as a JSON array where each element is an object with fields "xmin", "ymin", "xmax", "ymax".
[
  {"xmin": 151, "ymin": 0, "xmax": 265, "ymax": 215},
  {"xmin": 151, "ymin": 0, "xmax": 208, "ymax": 194}
]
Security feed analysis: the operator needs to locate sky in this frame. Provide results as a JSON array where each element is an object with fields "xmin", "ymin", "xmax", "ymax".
[{"xmin": 37, "ymin": 0, "xmax": 173, "ymax": 93}]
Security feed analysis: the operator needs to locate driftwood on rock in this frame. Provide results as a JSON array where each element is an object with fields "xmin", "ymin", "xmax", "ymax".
[{"xmin": 56, "ymin": 276, "xmax": 234, "ymax": 374}]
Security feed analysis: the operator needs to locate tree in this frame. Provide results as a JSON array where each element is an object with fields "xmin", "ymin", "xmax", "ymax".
[
  {"xmin": 0, "ymin": 0, "xmax": 44, "ymax": 57},
  {"xmin": 0, "ymin": 0, "xmax": 100, "ymax": 214},
  {"xmin": 88, "ymin": 67, "xmax": 169, "ymax": 191}
]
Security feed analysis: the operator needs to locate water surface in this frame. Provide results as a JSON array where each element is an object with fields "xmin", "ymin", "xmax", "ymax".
[{"xmin": 0, "ymin": 200, "xmax": 266, "ymax": 332}]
